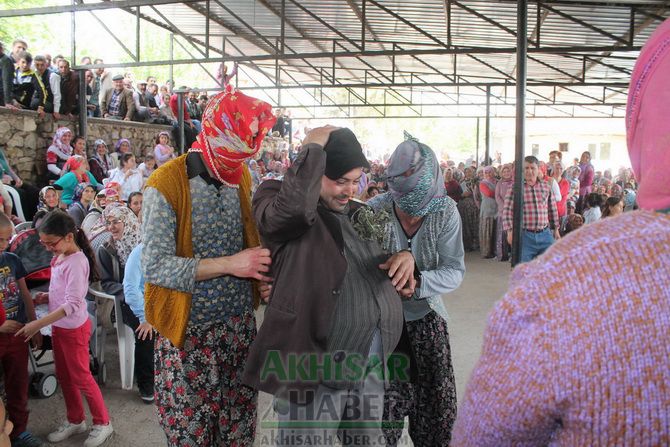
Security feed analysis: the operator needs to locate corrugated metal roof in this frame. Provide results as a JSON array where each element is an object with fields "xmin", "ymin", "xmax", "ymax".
[{"xmin": 3, "ymin": 0, "xmax": 669, "ymax": 116}]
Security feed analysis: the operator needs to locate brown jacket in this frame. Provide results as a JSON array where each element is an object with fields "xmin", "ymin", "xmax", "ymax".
[
  {"xmin": 101, "ymin": 87, "xmax": 135, "ymax": 120},
  {"xmin": 243, "ymin": 144, "xmax": 413, "ymax": 402}
]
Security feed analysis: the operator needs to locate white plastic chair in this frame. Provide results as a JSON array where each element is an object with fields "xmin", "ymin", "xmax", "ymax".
[
  {"xmin": 5, "ymin": 185, "xmax": 25, "ymax": 221},
  {"xmin": 14, "ymin": 221, "xmax": 32, "ymax": 233},
  {"xmin": 87, "ymin": 286, "xmax": 135, "ymax": 390}
]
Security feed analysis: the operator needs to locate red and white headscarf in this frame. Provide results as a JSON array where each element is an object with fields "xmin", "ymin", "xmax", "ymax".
[
  {"xmin": 47, "ymin": 127, "xmax": 73, "ymax": 163},
  {"xmin": 626, "ymin": 18, "xmax": 670, "ymax": 211},
  {"xmin": 63, "ymin": 155, "xmax": 91, "ymax": 183},
  {"xmin": 188, "ymin": 87, "xmax": 276, "ymax": 187}
]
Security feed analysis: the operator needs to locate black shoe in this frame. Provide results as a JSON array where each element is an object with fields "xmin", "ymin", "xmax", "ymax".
[{"xmin": 139, "ymin": 384, "xmax": 154, "ymax": 404}]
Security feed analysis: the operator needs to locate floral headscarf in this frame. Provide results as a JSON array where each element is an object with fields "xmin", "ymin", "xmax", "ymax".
[
  {"xmin": 610, "ymin": 184, "xmax": 623, "ymax": 198},
  {"xmin": 105, "ymin": 182, "xmax": 121, "ymax": 195},
  {"xmin": 102, "ymin": 187, "xmax": 121, "ymax": 204},
  {"xmin": 63, "ymin": 155, "xmax": 91, "ymax": 183},
  {"xmin": 92, "ymin": 139, "xmax": 112, "ymax": 176},
  {"xmin": 102, "ymin": 203, "xmax": 141, "ymax": 266},
  {"xmin": 500, "ymin": 163, "xmax": 514, "ymax": 182},
  {"xmin": 386, "ymin": 136, "xmax": 451, "ymax": 217},
  {"xmin": 38, "ymin": 186, "xmax": 59, "ymax": 212},
  {"xmin": 188, "ymin": 87, "xmax": 276, "ymax": 187},
  {"xmin": 47, "ymin": 127, "xmax": 73, "ymax": 161},
  {"xmin": 72, "ymin": 182, "xmax": 90, "ymax": 204},
  {"xmin": 480, "ymin": 166, "xmax": 498, "ymax": 191}
]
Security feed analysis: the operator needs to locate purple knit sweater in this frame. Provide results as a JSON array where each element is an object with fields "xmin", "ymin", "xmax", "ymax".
[{"xmin": 452, "ymin": 210, "xmax": 670, "ymax": 446}]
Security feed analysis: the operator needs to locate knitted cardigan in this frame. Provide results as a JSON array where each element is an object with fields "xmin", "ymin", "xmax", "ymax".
[
  {"xmin": 144, "ymin": 154, "xmax": 261, "ymax": 348},
  {"xmin": 452, "ymin": 210, "xmax": 670, "ymax": 446}
]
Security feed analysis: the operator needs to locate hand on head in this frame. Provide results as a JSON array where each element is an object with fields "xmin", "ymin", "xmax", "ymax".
[{"xmin": 302, "ymin": 126, "xmax": 340, "ymax": 147}]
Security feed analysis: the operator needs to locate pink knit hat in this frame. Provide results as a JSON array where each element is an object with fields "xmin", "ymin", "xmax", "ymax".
[{"xmin": 626, "ymin": 18, "xmax": 670, "ymax": 211}]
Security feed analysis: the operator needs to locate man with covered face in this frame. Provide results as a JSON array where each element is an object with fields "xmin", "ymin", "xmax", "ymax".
[
  {"xmin": 245, "ymin": 126, "xmax": 416, "ymax": 446},
  {"xmin": 367, "ymin": 134, "xmax": 465, "ymax": 446},
  {"xmin": 141, "ymin": 89, "xmax": 275, "ymax": 446}
]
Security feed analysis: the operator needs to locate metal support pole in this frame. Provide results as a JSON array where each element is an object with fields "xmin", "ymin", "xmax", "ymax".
[
  {"xmin": 176, "ymin": 89, "xmax": 186, "ymax": 154},
  {"xmin": 205, "ymin": 0, "xmax": 210, "ymax": 57},
  {"xmin": 78, "ymin": 69, "xmax": 87, "ymax": 139},
  {"xmin": 447, "ymin": 0, "xmax": 452, "ymax": 48},
  {"xmin": 361, "ymin": 0, "xmax": 366, "ymax": 51},
  {"xmin": 136, "ymin": 6, "xmax": 141, "ymax": 61},
  {"xmin": 475, "ymin": 117, "xmax": 480, "ymax": 167},
  {"xmin": 511, "ymin": 0, "xmax": 528, "ymax": 267},
  {"xmin": 169, "ymin": 34, "xmax": 174, "ymax": 93},
  {"xmin": 70, "ymin": 0, "xmax": 76, "ymax": 64},
  {"xmin": 485, "ymin": 85, "xmax": 491, "ymax": 166},
  {"xmin": 280, "ymin": 0, "xmax": 286, "ymax": 54},
  {"xmin": 332, "ymin": 40, "xmax": 336, "ymax": 85}
]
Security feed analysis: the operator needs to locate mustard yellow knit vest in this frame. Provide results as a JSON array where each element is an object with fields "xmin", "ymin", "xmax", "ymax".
[{"xmin": 144, "ymin": 154, "xmax": 260, "ymax": 348}]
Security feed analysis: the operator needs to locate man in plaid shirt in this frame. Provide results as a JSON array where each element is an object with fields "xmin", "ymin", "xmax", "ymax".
[{"xmin": 503, "ymin": 155, "xmax": 561, "ymax": 263}]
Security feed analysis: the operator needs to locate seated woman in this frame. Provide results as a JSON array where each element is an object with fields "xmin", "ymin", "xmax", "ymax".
[
  {"xmin": 95, "ymin": 204, "xmax": 153, "ymax": 404},
  {"xmin": 83, "ymin": 188, "xmax": 119, "ymax": 253},
  {"xmin": 89, "ymin": 139, "xmax": 114, "ymax": 184},
  {"xmin": 53, "ymin": 155, "xmax": 100, "ymax": 206},
  {"xmin": 105, "ymin": 153, "xmax": 143, "ymax": 201},
  {"xmin": 111, "ymin": 139, "xmax": 132, "ymax": 170},
  {"xmin": 46, "ymin": 127, "xmax": 73, "ymax": 181},
  {"xmin": 36, "ymin": 186, "xmax": 61, "ymax": 213},
  {"xmin": 67, "ymin": 183, "xmax": 96, "ymax": 228},
  {"xmin": 582, "ymin": 192, "xmax": 605, "ymax": 224},
  {"xmin": 123, "ymin": 242, "xmax": 155, "ymax": 404},
  {"xmin": 602, "ymin": 195, "xmax": 624, "ymax": 218},
  {"xmin": 127, "ymin": 191, "xmax": 143, "ymax": 223}
]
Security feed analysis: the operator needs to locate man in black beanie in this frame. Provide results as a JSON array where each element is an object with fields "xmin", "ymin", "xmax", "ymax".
[{"xmin": 244, "ymin": 126, "xmax": 416, "ymax": 446}]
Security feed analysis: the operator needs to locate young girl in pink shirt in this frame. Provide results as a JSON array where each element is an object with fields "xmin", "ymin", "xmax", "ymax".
[
  {"xmin": 153, "ymin": 131, "xmax": 175, "ymax": 167},
  {"xmin": 16, "ymin": 211, "xmax": 113, "ymax": 447}
]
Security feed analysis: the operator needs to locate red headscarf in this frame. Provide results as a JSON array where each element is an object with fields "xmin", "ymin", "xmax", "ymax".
[
  {"xmin": 64, "ymin": 155, "xmax": 90, "ymax": 183},
  {"xmin": 189, "ymin": 88, "xmax": 276, "ymax": 187}
]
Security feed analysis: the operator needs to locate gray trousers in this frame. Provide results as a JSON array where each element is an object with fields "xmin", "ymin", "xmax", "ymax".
[{"xmin": 274, "ymin": 330, "xmax": 386, "ymax": 446}]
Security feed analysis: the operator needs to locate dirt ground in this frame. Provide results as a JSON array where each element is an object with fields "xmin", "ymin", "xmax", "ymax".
[{"xmin": 24, "ymin": 253, "xmax": 509, "ymax": 446}]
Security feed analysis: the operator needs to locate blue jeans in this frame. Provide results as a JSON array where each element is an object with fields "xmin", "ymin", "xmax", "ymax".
[{"xmin": 520, "ymin": 228, "xmax": 554, "ymax": 263}]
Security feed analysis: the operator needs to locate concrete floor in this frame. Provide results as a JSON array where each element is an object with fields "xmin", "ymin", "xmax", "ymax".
[{"xmin": 26, "ymin": 252, "xmax": 511, "ymax": 446}]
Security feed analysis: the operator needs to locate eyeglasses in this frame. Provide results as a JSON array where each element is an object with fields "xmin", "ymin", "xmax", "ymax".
[
  {"xmin": 105, "ymin": 219, "xmax": 122, "ymax": 227},
  {"xmin": 40, "ymin": 236, "xmax": 64, "ymax": 248}
]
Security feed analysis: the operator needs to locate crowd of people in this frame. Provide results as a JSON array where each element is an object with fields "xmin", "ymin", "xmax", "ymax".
[
  {"xmin": 0, "ymin": 38, "xmax": 235, "ymax": 152},
  {"xmin": 0, "ymin": 18, "xmax": 668, "ymax": 447}
]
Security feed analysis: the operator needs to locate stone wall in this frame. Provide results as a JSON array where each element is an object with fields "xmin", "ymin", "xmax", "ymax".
[{"xmin": 0, "ymin": 108, "xmax": 172, "ymax": 184}]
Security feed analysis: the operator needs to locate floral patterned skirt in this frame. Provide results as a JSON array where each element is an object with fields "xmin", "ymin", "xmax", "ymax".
[
  {"xmin": 383, "ymin": 311, "xmax": 457, "ymax": 447},
  {"xmin": 496, "ymin": 216, "xmax": 511, "ymax": 261},
  {"xmin": 457, "ymin": 197, "xmax": 480, "ymax": 251},
  {"xmin": 155, "ymin": 311, "xmax": 257, "ymax": 447},
  {"xmin": 479, "ymin": 215, "xmax": 497, "ymax": 258}
]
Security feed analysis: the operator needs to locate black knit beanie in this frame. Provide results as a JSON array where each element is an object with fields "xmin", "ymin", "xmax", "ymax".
[{"xmin": 323, "ymin": 128, "xmax": 370, "ymax": 180}]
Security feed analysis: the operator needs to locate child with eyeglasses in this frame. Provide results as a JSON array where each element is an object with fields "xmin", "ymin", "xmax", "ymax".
[{"xmin": 16, "ymin": 211, "xmax": 113, "ymax": 447}]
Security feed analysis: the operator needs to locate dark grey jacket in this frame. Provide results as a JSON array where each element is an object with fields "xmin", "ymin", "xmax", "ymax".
[{"xmin": 243, "ymin": 144, "xmax": 411, "ymax": 402}]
